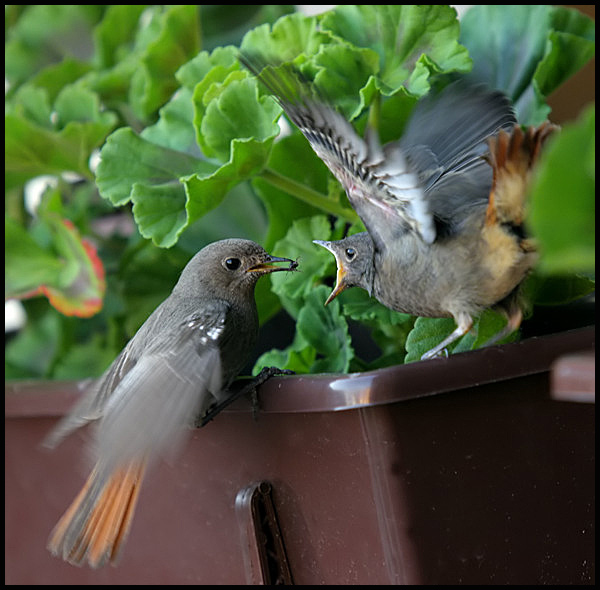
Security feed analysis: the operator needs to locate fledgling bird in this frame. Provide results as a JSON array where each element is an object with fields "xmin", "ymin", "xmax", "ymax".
[
  {"xmin": 242, "ymin": 56, "xmax": 558, "ymax": 359},
  {"xmin": 44, "ymin": 239, "xmax": 297, "ymax": 567}
]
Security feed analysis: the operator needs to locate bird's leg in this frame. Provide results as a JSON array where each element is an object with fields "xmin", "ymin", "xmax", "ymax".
[
  {"xmin": 196, "ymin": 367, "xmax": 295, "ymax": 428},
  {"xmin": 481, "ymin": 304, "xmax": 523, "ymax": 349},
  {"xmin": 421, "ymin": 313, "xmax": 473, "ymax": 360}
]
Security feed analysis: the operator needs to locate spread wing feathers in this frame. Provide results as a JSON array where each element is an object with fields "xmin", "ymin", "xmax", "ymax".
[
  {"xmin": 43, "ymin": 300, "xmax": 229, "ymax": 452},
  {"xmin": 484, "ymin": 122, "xmax": 558, "ymax": 230},
  {"xmin": 240, "ymin": 54, "xmax": 435, "ymax": 246},
  {"xmin": 399, "ymin": 82, "xmax": 517, "ymax": 193}
]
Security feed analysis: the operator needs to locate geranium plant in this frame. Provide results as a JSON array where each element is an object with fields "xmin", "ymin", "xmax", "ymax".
[{"xmin": 5, "ymin": 5, "xmax": 594, "ymax": 379}]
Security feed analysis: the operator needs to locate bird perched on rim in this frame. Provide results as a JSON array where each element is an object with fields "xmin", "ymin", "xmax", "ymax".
[
  {"xmin": 44, "ymin": 238, "xmax": 297, "ymax": 567},
  {"xmin": 241, "ymin": 55, "xmax": 558, "ymax": 359}
]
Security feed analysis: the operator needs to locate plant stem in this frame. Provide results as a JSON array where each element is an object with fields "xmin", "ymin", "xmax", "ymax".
[{"xmin": 260, "ymin": 168, "xmax": 359, "ymax": 223}]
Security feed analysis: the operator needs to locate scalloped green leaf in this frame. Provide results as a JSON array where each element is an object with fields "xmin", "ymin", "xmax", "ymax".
[
  {"xmin": 5, "ymin": 109, "xmax": 117, "ymax": 188},
  {"xmin": 199, "ymin": 76, "xmax": 281, "ymax": 162},
  {"xmin": 254, "ymin": 284, "xmax": 353, "ymax": 375},
  {"xmin": 184, "ymin": 133, "xmax": 278, "ymax": 225},
  {"xmin": 269, "ymin": 215, "xmax": 346, "ymax": 319},
  {"xmin": 128, "ymin": 5, "xmax": 201, "ymax": 120},
  {"xmin": 240, "ymin": 11, "xmax": 330, "ymax": 64},
  {"xmin": 252, "ymin": 133, "xmax": 334, "ymax": 250},
  {"xmin": 96, "ymin": 127, "xmax": 208, "ymax": 207},
  {"xmin": 460, "ymin": 5, "xmax": 595, "ymax": 125},
  {"xmin": 5, "ymin": 215, "xmax": 65, "ymax": 296},
  {"xmin": 178, "ymin": 45, "xmax": 240, "ymax": 91},
  {"xmin": 321, "ymin": 5, "xmax": 471, "ymax": 96}
]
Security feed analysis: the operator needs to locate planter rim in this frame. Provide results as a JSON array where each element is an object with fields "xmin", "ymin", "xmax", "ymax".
[{"xmin": 5, "ymin": 326, "xmax": 594, "ymax": 418}]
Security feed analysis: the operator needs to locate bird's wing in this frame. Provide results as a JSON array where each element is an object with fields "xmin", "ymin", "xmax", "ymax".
[
  {"xmin": 398, "ymin": 82, "xmax": 517, "ymax": 235},
  {"xmin": 241, "ymin": 57, "xmax": 435, "ymax": 250},
  {"xmin": 43, "ymin": 300, "xmax": 230, "ymax": 453}
]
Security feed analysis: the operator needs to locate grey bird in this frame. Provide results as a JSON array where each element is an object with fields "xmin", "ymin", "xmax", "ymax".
[
  {"xmin": 44, "ymin": 238, "xmax": 297, "ymax": 567},
  {"xmin": 242, "ymin": 57, "xmax": 557, "ymax": 359}
]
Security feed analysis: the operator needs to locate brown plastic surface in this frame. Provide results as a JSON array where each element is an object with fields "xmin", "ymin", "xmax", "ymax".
[{"xmin": 5, "ymin": 327, "xmax": 595, "ymax": 584}]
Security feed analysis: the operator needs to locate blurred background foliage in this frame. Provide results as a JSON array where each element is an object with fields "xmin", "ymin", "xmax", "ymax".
[{"xmin": 5, "ymin": 5, "xmax": 594, "ymax": 379}]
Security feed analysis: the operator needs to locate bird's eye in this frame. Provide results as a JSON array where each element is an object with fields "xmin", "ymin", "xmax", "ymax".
[
  {"xmin": 345, "ymin": 248, "xmax": 356, "ymax": 260},
  {"xmin": 224, "ymin": 257, "xmax": 241, "ymax": 270}
]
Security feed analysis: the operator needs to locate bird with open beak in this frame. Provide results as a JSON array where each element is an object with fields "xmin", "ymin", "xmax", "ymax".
[{"xmin": 241, "ymin": 55, "xmax": 557, "ymax": 359}]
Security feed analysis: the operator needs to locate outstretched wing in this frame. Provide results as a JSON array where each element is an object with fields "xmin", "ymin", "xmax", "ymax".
[
  {"xmin": 399, "ymin": 82, "xmax": 516, "ymax": 236},
  {"xmin": 241, "ymin": 55, "xmax": 435, "ymax": 249},
  {"xmin": 242, "ymin": 55, "xmax": 518, "ymax": 249}
]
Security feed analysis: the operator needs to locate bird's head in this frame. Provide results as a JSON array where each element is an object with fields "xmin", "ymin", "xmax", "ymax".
[
  {"xmin": 313, "ymin": 232, "xmax": 375, "ymax": 304},
  {"xmin": 174, "ymin": 239, "xmax": 298, "ymax": 298}
]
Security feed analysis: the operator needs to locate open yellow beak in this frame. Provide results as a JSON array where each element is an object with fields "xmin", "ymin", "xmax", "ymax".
[{"xmin": 324, "ymin": 266, "xmax": 348, "ymax": 305}]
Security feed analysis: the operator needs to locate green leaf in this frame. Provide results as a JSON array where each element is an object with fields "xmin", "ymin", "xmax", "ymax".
[
  {"xmin": 5, "ymin": 106, "xmax": 117, "ymax": 188},
  {"xmin": 179, "ymin": 45, "xmax": 240, "ymax": 91},
  {"xmin": 93, "ymin": 5, "xmax": 149, "ymax": 69},
  {"xmin": 198, "ymin": 77, "xmax": 281, "ymax": 162},
  {"xmin": 6, "ymin": 201, "xmax": 106, "ymax": 318},
  {"xmin": 53, "ymin": 84, "xmax": 114, "ymax": 127},
  {"xmin": 97, "ymin": 81, "xmax": 279, "ymax": 248},
  {"xmin": 342, "ymin": 289, "xmax": 414, "ymax": 361},
  {"xmin": 535, "ymin": 7, "xmax": 596, "ymax": 99},
  {"xmin": 200, "ymin": 5, "xmax": 296, "ymax": 52},
  {"xmin": 5, "ymin": 5, "xmax": 102, "ymax": 88},
  {"xmin": 524, "ymin": 273, "xmax": 595, "ymax": 307},
  {"xmin": 5, "ymin": 215, "xmax": 65, "ymax": 296},
  {"xmin": 128, "ymin": 5, "xmax": 201, "ymax": 120},
  {"xmin": 269, "ymin": 215, "xmax": 345, "ymax": 319},
  {"xmin": 297, "ymin": 286, "xmax": 354, "ymax": 373},
  {"xmin": 142, "ymin": 87, "xmax": 198, "ymax": 153},
  {"xmin": 321, "ymin": 5, "xmax": 472, "ymax": 95},
  {"xmin": 184, "ymin": 133, "xmax": 277, "ymax": 228},
  {"xmin": 252, "ymin": 134, "xmax": 335, "ymax": 250},
  {"xmin": 29, "ymin": 58, "xmax": 93, "ymax": 104},
  {"xmin": 240, "ymin": 11, "xmax": 330, "ymax": 64},
  {"xmin": 460, "ymin": 5, "xmax": 595, "ymax": 124},
  {"xmin": 9, "ymin": 84, "xmax": 53, "ymax": 128},
  {"xmin": 95, "ymin": 127, "xmax": 211, "ymax": 246},
  {"xmin": 528, "ymin": 106, "xmax": 595, "ymax": 274},
  {"xmin": 5, "ymin": 304, "xmax": 63, "ymax": 379},
  {"xmin": 254, "ymin": 285, "xmax": 353, "ymax": 375},
  {"xmin": 311, "ymin": 43, "xmax": 381, "ymax": 120},
  {"xmin": 405, "ymin": 317, "xmax": 457, "ymax": 362}
]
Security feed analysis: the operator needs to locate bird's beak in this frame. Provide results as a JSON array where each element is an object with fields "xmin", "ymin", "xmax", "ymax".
[
  {"xmin": 313, "ymin": 240, "xmax": 348, "ymax": 305},
  {"xmin": 325, "ymin": 268, "xmax": 348, "ymax": 305},
  {"xmin": 247, "ymin": 255, "xmax": 298, "ymax": 274}
]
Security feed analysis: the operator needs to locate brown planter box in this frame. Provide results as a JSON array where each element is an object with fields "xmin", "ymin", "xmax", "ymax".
[{"xmin": 5, "ymin": 326, "xmax": 595, "ymax": 584}]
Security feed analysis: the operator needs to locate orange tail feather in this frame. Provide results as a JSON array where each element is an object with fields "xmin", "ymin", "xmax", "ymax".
[
  {"xmin": 484, "ymin": 122, "xmax": 558, "ymax": 228},
  {"xmin": 48, "ymin": 460, "xmax": 146, "ymax": 568}
]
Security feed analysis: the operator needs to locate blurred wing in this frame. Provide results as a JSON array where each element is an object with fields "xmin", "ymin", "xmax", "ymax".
[
  {"xmin": 44, "ymin": 301, "xmax": 229, "ymax": 455},
  {"xmin": 95, "ymin": 300, "xmax": 230, "ymax": 471},
  {"xmin": 43, "ymin": 344, "xmax": 138, "ymax": 449},
  {"xmin": 399, "ymin": 82, "xmax": 517, "ymax": 233},
  {"xmin": 241, "ymin": 56, "xmax": 435, "ymax": 249}
]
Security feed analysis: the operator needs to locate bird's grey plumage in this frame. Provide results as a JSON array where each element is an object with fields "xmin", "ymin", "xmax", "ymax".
[
  {"xmin": 45, "ymin": 238, "xmax": 297, "ymax": 567},
  {"xmin": 244, "ymin": 55, "xmax": 555, "ymax": 360}
]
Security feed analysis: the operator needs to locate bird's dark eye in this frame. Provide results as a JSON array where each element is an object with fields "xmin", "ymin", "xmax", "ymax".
[
  {"xmin": 345, "ymin": 248, "xmax": 356, "ymax": 260},
  {"xmin": 225, "ymin": 257, "xmax": 241, "ymax": 270}
]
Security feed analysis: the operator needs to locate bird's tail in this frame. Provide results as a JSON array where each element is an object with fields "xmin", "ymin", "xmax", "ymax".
[
  {"xmin": 48, "ymin": 459, "xmax": 146, "ymax": 568},
  {"xmin": 484, "ymin": 121, "xmax": 558, "ymax": 235}
]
